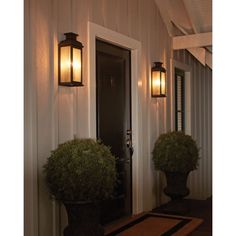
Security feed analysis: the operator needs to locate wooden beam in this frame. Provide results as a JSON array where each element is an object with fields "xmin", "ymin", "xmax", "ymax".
[
  {"xmin": 173, "ymin": 32, "xmax": 212, "ymax": 50},
  {"xmin": 173, "ymin": 22, "xmax": 207, "ymax": 66},
  {"xmin": 188, "ymin": 48, "xmax": 206, "ymax": 66},
  {"xmin": 206, "ymin": 50, "xmax": 212, "ymax": 69},
  {"xmin": 172, "ymin": 15, "xmax": 212, "ymax": 68},
  {"xmin": 172, "ymin": 22, "xmax": 189, "ymax": 35}
]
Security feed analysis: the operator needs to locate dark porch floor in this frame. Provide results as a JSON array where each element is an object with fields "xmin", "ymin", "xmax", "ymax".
[{"xmin": 152, "ymin": 197, "xmax": 212, "ymax": 236}]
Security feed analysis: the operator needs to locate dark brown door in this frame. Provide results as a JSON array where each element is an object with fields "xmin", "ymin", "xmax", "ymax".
[{"xmin": 96, "ymin": 39, "xmax": 133, "ymax": 224}]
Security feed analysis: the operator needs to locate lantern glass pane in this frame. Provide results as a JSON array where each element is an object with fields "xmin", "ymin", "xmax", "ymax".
[
  {"xmin": 60, "ymin": 46, "xmax": 71, "ymax": 83},
  {"xmin": 161, "ymin": 71, "xmax": 166, "ymax": 95},
  {"xmin": 152, "ymin": 71, "xmax": 161, "ymax": 95},
  {"xmin": 72, "ymin": 48, "xmax": 82, "ymax": 83}
]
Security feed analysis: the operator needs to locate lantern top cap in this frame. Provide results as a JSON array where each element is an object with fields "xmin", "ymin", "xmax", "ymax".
[
  {"xmin": 60, "ymin": 32, "xmax": 83, "ymax": 48},
  {"xmin": 152, "ymin": 61, "xmax": 166, "ymax": 72},
  {"xmin": 154, "ymin": 62, "xmax": 163, "ymax": 67},
  {"xmin": 64, "ymin": 32, "xmax": 78, "ymax": 40}
]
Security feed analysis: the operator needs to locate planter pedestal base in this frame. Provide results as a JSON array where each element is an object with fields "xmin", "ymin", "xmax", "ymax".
[
  {"xmin": 63, "ymin": 201, "xmax": 104, "ymax": 236},
  {"xmin": 161, "ymin": 171, "xmax": 190, "ymax": 215},
  {"xmin": 164, "ymin": 171, "xmax": 190, "ymax": 201},
  {"xmin": 64, "ymin": 225, "xmax": 104, "ymax": 236},
  {"xmin": 161, "ymin": 199, "xmax": 190, "ymax": 215}
]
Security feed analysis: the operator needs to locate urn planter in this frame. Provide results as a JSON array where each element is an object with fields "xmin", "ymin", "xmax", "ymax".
[
  {"xmin": 63, "ymin": 201, "xmax": 104, "ymax": 236},
  {"xmin": 152, "ymin": 131, "xmax": 199, "ymax": 201},
  {"xmin": 164, "ymin": 171, "xmax": 190, "ymax": 200},
  {"xmin": 43, "ymin": 139, "xmax": 117, "ymax": 236}
]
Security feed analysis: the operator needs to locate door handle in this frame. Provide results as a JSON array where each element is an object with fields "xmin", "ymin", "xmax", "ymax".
[
  {"xmin": 126, "ymin": 139, "xmax": 134, "ymax": 156},
  {"xmin": 126, "ymin": 129, "xmax": 134, "ymax": 156},
  {"xmin": 126, "ymin": 129, "xmax": 132, "ymax": 135},
  {"xmin": 126, "ymin": 139, "xmax": 132, "ymax": 147},
  {"xmin": 129, "ymin": 147, "xmax": 134, "ymax": 156}
]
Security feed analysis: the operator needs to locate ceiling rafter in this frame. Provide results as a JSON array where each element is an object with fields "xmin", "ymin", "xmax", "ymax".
[
  {"xmin": 182, "ymin": 0, "xmax": 203, "ymax": 34},
  {"xmin": 155, "ymin": 0, "xmax": 174, "ymax": 36}
]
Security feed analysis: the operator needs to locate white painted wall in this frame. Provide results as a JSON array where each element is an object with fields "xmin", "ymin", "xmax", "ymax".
[
  {"xmin": 173, "ymin": 49, "xmax": 212, "ymax": 200},
  {"xmin": 24, "ymin": 0, "xmax": 181, "ymax": 235}
]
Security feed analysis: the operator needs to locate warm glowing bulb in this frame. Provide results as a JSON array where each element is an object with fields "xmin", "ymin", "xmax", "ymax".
[
  {"xmin": 73, "ymin": 60, "xmax": 81, "ymax": 69},
  {"xmin": 61, "ymin": 60, "xmax": 70, "ymax": 69},
  {"xmin": 153, "ymin": 78, "xmax": 161, "ymax": 86}
]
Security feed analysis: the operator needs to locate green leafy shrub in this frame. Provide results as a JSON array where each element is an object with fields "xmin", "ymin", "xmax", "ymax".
[
  {"xmin": 152, "ymin": 131, "xmax": 199, "ymax": 173},
  {"xmin": 44, "ymin": 139, "xmax": 117, "ymax": 201}
]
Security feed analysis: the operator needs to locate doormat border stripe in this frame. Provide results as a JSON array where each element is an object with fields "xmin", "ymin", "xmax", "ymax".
[{"xmin": 106, "ymin": 213, "xmax": 192, "ymax": 236}]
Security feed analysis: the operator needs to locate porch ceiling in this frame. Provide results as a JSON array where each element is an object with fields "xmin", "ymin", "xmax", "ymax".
[{"xmin": 155, "ymin": 0, "xmax": 212, "ymax": 69}]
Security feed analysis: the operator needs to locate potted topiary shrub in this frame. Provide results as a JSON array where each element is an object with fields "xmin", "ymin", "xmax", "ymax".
[
  {"xmin": 44, "ymin": 138, "xmax": 117, "ymax": 236},
  {"xmin": 152, "ymin": 131, "xmax": 199, "ymax": 201}
]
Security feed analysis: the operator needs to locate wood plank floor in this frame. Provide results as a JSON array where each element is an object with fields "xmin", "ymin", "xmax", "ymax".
[{"xmin": 152, "ymin": 198, "xmax": 212, "ymax": 236}]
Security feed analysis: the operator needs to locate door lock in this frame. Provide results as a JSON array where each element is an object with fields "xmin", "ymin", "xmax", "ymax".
[
  {"xmin": 126, "ymin": 139, "xmax": 134, "ymax": 156},
  {"xmin": 126, "ymin": 129, "xmax": 134, "ymax": 156},
  {"xmin": 126, "ymin": 129, "xmax": 132, "ymax": 135},
  {"xmin": 126, "ymin": 139, "xmax": 132, "ymax": 147}
]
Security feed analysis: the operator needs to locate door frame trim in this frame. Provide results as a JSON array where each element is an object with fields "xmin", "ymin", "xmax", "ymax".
[{"xmin": 88, "ymin": 22, "xmax": 143, "ymax": 214}]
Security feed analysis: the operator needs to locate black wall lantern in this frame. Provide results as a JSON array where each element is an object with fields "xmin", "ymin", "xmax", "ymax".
[
  {"xmin": 58, "ymin": 32, "xmax": 84, "ymax": 86},
  {"xmin": 151, "ymin": 62, "xmax": 166, "ymax": 97}
]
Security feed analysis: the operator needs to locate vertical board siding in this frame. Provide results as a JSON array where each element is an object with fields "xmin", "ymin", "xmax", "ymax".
[
  {"xmin": 25, "ymin": 0, "xmax": 172, "ymax": 235},
  {"xmin": 24, "ymin": 0, "xmax": 40, "ymax": 235},
  {"xmin": 173, "ymin": 50, "xmax": 212, "ymax": 200}
]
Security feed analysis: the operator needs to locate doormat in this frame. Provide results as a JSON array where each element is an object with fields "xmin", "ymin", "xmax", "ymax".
[{"xmin": 105, "ymin": 213, "xmax": 203, "ymax": 236}]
